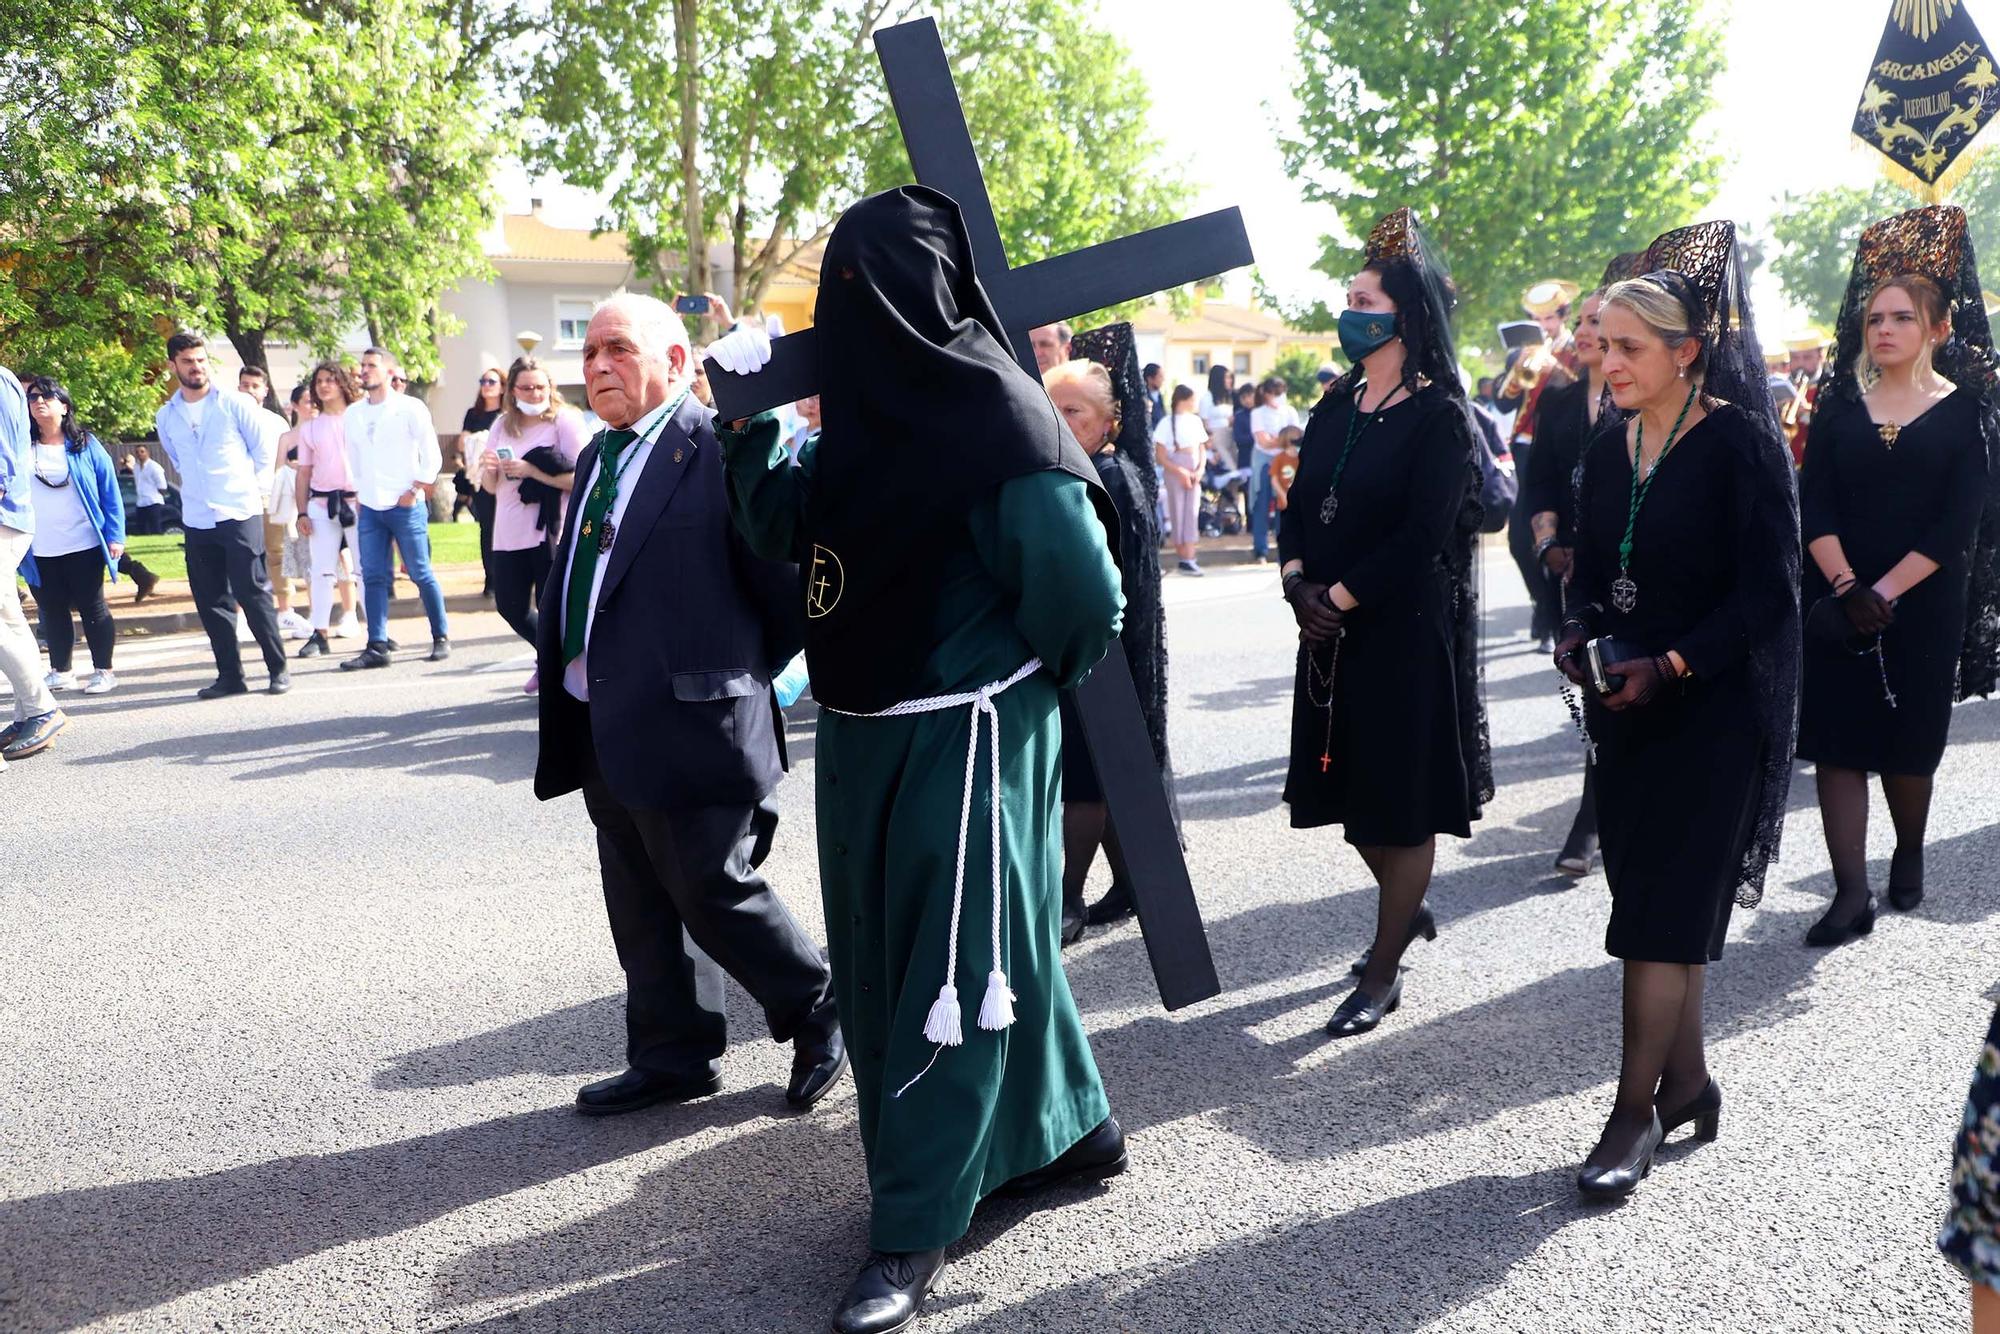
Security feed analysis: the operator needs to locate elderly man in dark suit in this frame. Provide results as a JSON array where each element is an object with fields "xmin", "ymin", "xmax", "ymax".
[{"xmin": 535, "ymin": 292, "xmax": 844, "ymax": 1116}]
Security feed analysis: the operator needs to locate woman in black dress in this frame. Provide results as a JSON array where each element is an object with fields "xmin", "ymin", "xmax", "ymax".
[
  {"xmin": 1796, "ymin": 205, "xmax": 2000, "ymax": 946},
  {"xmin": 1044, "ymin": 344, "xmax": 1174, "ymax": 946},
  {"xmin": 1280, "ymin": 207, "xmax": 1490, "ymax": 1038},
  {"xmin": 1554, "ymin": 220, "xmax": 1800, "ymax": 1199}
]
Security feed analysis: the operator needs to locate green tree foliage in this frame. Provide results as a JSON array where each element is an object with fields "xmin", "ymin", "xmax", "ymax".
[
  {"xmin": 521, "ymin": 0, "xmax": 1188, "ymax": 329},
  {"xmin": 1273, "ymin": 345, "xmax": 1332, "ymax": 408},
  {"xmin": 0, "ymin": 0, "xmax": 501, "ymax": 433},
  {"xmin": 1281, "ymin": 0, "xmax": 1725, "ymax": 359},
  {"xmin": 1768, "ymin": 156, "xmax": 2000, "ymax": 332}
]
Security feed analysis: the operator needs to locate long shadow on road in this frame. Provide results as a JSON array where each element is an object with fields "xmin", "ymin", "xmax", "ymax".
[
  {"xmin": 71, "ymin": 701, "xmax": 536, "ymax": 782},
  {"xmin": 0, "ymin": 1091, "xmax": 780, "ymax": 1333}
]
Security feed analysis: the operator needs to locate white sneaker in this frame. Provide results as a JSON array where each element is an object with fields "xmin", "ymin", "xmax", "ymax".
[
  {"xmin": 330, "ymin": 614, "xmax": 360, "ymax": 640},
  {"xmin": 82, "ymin": 670, "xmax": 117, "ymax": 695},
  {"xmin": 277, "ymin": 610, "xmax": 312, "ymax": 641},
  {"xmin": 44, "ymin": 670, "xmax": 75, "ymax": 691}
]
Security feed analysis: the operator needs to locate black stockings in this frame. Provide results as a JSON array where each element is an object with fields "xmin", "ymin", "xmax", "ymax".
[
  {"xmin": 1354, "ymin": 838, "xmax": 1435, "ymax": 995},
  {"xmin": 1061, "ymin": 801, "xmax": 1107, "ymax": 913},
  {"xmin": 1817, "ymin": 765, "xmax": 1935, "ymax": 917},
  {"xmin": 1588, "ymin": 961, "xmax": 1707, "ymax": 1168}
]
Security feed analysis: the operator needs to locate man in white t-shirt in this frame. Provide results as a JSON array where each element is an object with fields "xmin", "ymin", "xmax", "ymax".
[
  {"xmin": 1248, "ymin": 375, "xmax": 1300, "ymax": 564},
  {"xmin": 129, "ymin": 444, "xmax": 168, "ymax": 535},
  {"xmin": 338, "ymin": 346, "xmax": 448, "ymax": 670}
]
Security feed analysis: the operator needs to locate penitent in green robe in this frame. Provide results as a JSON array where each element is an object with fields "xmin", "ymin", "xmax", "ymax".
[{"xmin": 720, "ymin": 412, "xmax": 1124, "ymax": 1251}]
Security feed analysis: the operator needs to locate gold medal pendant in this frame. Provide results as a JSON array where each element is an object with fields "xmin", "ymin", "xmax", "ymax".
[{"xmin": 1877, "ymin": 420, "xmax": 1900, "ymax": 448}]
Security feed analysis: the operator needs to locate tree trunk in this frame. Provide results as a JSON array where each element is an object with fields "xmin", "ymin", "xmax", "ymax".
[
  {"xmin": 673, "ymin": 0, "xmax": 710, "ymax": 302},
  {"xmin": 225, "ymin": 326, "xmax": 269, "ymax": 376}
]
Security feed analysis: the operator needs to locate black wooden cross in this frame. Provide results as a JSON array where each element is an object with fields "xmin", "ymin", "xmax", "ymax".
[{"xmin": 708, "ymin": 15, "xmax": 1249, "ymax": 1011}]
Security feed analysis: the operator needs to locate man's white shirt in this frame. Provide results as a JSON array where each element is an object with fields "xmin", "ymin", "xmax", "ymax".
[
  {"xmin": 561, "ymin": 395, "xmax": 679, "ymax": 703},
  {"xmin": 346, "ymin": 392, "xmax": 442, "ymax": 510},
  {"xmin": 153, "ymin": 387, "xmax": 279, "ymax": 528}
]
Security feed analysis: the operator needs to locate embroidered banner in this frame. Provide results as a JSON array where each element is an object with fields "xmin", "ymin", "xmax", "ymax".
[{"xmin": 1852, "ymin": 0, "xmax": 1999, "ymax": 196}]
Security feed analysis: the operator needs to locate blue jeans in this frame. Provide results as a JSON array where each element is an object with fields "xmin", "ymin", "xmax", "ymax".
[
  {"xmin": 359, "ymin": 503, "xmax": 448, "ymax": 645},
  {"xmin": 1249, "ymin": 451, "xmax": 1278, "ymax": 556}
]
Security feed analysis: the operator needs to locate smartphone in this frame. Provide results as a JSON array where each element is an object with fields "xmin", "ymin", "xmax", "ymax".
[
  {"xmin": 495, "ymin": 445, "xmax": 514, "ymax": 462},
  {"xmin": 674, "ymin": 295, "xmax": 712, "ymax": 316}
]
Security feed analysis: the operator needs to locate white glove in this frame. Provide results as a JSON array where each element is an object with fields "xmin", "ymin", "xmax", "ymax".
[{"xmin": 708, "ymin": 325, "xmax": 773, "ymax": 376}]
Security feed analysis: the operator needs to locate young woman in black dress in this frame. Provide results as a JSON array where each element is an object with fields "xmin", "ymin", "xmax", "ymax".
[
  {"xmin": 1796, "ymin": 205, "xmax": 2000, "ymax": 946},
  {"xmin": 1554, "ymin": 221, "xmax": 1800, "ymax": 1199},
  {"xmin": 1279, "ymin": 207, "xmax": 1489, "ymax": 1038}
]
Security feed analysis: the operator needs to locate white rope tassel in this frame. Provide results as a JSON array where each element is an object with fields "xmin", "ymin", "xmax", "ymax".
[
  {"xmin": 976, "ymin": 695, "xmax": 1015, "ymax": 1032},
  {"xmin": 826, "ymin": 659, "xmax": 1041, "ymax": 1088}
]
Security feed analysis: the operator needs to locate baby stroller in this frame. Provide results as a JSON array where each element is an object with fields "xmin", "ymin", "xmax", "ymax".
[{"xmin": 1201, "ymin": 465, "xmax": 1248, "ymax": 537}]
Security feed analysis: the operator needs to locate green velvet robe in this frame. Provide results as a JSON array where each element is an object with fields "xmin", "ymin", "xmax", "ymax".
[{"xmin": 721, "ymin": 412, "xmax": 1123, "ymax": 1251}]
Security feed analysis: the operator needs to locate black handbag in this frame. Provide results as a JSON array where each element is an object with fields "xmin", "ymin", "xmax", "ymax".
[
  {"xmin": 1584, "ymin": 636, "xmax": 1650, "ymax": 696},
  {"xmin": 1805, "ymin": 595, "xmax": 1874, "ymax": 654}
]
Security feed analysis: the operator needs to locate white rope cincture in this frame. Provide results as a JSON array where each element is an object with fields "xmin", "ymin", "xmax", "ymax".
[{"xmin": 823, "ymin": 659, "xmax": 1042, "ymax": 1098}]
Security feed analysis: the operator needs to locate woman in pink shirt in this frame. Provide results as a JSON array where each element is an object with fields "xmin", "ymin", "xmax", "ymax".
[
  {"xmin": 476, "ymin": 356, "xmax": 583, "ymax": 692},
  {"xmin": 292, "ymin": 361, "xmax": 365, "ymax": 657}
]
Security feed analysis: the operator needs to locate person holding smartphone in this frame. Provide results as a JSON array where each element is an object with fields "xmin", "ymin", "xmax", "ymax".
[{"xmin": 477, "ymin": 356, "xmax": 583, "ymax": 692}]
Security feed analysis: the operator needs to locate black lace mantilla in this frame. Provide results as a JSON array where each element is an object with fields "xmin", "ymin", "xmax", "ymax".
[{"xmin": 1821, "ymin": 203, "xmax": 2000, "ymax": 702}]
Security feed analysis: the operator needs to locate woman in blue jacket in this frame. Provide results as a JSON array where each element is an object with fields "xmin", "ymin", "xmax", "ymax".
[{"xmin": 22, "ymin": 377, "xmax": 150, "ymax": 695}]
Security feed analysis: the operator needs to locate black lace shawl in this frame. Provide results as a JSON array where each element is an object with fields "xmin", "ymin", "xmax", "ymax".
[
  {"xmin": 1069, "ymin": 323, "xmax": 1178, "ymax": 814},
  {"xmin": 1819, "ymin": 204, "xmax": 2000, "ymax": 700},
  {"xmin": 1614, "ymin": 220, "xmax": 1803, "ymax": 908},
  {"xmin": 1324, "ymin": 206, "xmax": 1493, "ymax": 813}
]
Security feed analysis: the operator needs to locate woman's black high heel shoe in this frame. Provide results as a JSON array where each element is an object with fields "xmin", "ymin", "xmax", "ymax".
[
  {"xmin": 1577, "ymin": 1111, "xmax": 1663, "ymax": 1201},
  {"xmin": 1805, "ymin": 894, "xmax": 1877, "ymax": 948},
  {"xmin": 1888, "ymin": 846, "xmax": 1924, "ymax": 912},
  {"xmin": 1324, "ymin": 973, "xmax": 1404, "ymax": 1038},
  {"xmin": 1554, "ymin": 833, "xmax": 1599, "ymax": 878},
  {"xmin": 1349, "ymin": 904, "xmax": 1438, "ymax": 975},
  {"xmin": 1657, "ymin": 1077, "xmax": 1722, "ymax": 1143}
]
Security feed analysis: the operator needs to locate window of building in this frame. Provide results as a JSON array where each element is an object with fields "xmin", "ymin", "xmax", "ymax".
[
  {"xmin": 555, "ymin": 298, "xmax": 594, "ymax": 350},
  {"xmin": 1192, "ymin": 352, "xmax": 1211, "ymax": 375},
  {"xmin": 1233, "ymin": 352, "xmax": 1253, "ymax": 375}
]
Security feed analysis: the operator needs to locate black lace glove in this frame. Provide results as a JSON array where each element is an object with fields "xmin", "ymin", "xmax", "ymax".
[
  {"xmin": 1286, "ymin": 577, "xmax": 1345, "ymax": 645},
  {"xmin": 1840, "ymin": 585, "xmax": 1895, "ymax": 636},
  {"xmin": 1553, "ymin": 622, "xmax": 1591, "ymax": 687},
  {"xmin": 1601, "ymin": 654, "xmax": 1670, "ymax": 712}
]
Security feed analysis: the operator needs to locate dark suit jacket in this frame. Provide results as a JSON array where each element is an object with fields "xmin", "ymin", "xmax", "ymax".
[{"xmin": 534, "ymin": 393, "xmax": 801, "ymax": 812}]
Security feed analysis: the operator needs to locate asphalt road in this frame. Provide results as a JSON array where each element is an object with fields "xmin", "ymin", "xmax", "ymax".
[{"xmin": 3, "ymin": 542, "xmax": 1992, "ymax": 1332}]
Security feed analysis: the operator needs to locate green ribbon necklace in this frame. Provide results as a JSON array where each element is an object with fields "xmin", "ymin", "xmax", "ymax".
[
  {"xmin": 1610, "ymin": 383, "xmax": 1698, "ymax": 613},
  {"xmin": 1317, "ymin": 382, "xmax": 1396, "ymax": 525}
]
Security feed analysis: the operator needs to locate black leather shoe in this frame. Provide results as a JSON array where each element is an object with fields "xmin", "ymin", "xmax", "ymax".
[
  {"xmin": 575, "ymin": 1066, "xmax": 723, "ymax": 1116},
  {"xmin": 1350, "ymin": 904, "xmax": 1437, "ymax": 975},
  {"xmin": 268, "ymin": 670, "xmax": 292, "ymax": 695},
  {"xmin": 1657, "ymin": 1076, "xmax": 1722, "ymax": 1143},
  {"xmin": 197, "ymin": 678, "xmax": 250, "ymax": 700},
  {"xmin": 1084, "ymin": 882, "xmax": 1135, "ymax": 926},
  {"xmin": 1888, "ymin": 845, "xmax": 1923, "ymax": 911},
  {"xmin": 340, "ymin": 642, "xmax": 393, "ymax": 671},
  {"xmin": 998, "ymin": 1116, "xmax": 1128, "ymax": 1197},
  {"xmin": 385, "ymin": 638, "xmax": 401, "ymax": 652},
  {"xmin": 1325, "ymin": 973, "xmax": 1403, "ymax": 1038},
  {"xmin": 297, "ymin": 630, "xmax": 329, "ymax": 659},
  {"xmin": 1577, "ymin": 1111, "xmax": 1664, "ymax": 1200},
  {"xmin": 787, "ymin": 1022, "xmax": 849, "ymax": 1110},
  {"xmin": 133, "ymin": 568, "xmax": 159, "ymax": 603},
  {"xmin": 1805, "ymin": 894, "xmax": 1876, "ymax": 948},
  {"xmin": 830, "ymin": 1248, "xmax": 947, "ymax": 1334},
  {"xmin": 427, "ymin": 636, "xmax": 451, "ymax": 662},
  {"xmin": 1060, "ymin": 893, "xmax": 1088, "ymax": 948},
  {"xmin": 1554, "ymin": 833, "xmax": 1599, "ymax": 878}
]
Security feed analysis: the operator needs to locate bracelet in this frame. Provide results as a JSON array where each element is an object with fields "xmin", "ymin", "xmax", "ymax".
[
  {"xmin": 1534, "ymin": 535, "xmax": 1559, "ymax": 559},
  {"xmin": 1282, "ymin": 570, "xmax": 1305, "ymax": 600}
]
